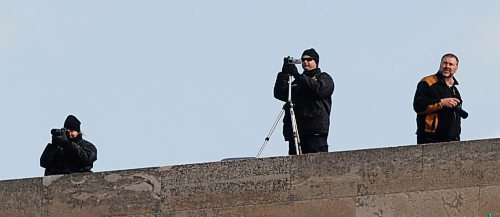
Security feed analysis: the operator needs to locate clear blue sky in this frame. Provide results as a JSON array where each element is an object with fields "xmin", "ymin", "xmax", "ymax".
[{"xmin": 1, "ymin": 1, "xmax": 499, "ymax": 180}]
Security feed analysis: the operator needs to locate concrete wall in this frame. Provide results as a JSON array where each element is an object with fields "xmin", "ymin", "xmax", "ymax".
[{"xmin": 1, "ymin": 138, "xmax": 499, "ymax": 217}]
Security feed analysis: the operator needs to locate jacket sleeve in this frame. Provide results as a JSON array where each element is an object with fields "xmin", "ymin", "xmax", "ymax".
[
  {"xmin": 295, "ymin": 72, "xmax": 334, "ymax": 98},
  {"xmin": 413, "ymin": 81, "xmax": 442, "ymax": 114},
  {"xmin": 65, "ymin": 141, "xmax": 97, "ymax": 166},
  {"xmin": 40, "ymin": 143, "xmax": 59, "ymax": 168},
  {"xmin": 273, "ymin": 71, "xmax": 290, "ymax": 102}
]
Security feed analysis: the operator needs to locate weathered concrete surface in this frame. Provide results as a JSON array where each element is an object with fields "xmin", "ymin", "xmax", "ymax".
[
  {"xmin": 0, "ymin": 178, "xmax": 41, "ymax": 217},
  {"xmin": 356, "ymin": 187, "xmax": 480, "ymax": 216},
  {"xmin": 1, "ymin": 138, "xmax": 499, "ymax": 216},
  {"xmin": 160, "ymin": 157, "xmax": 291, "ymax": 211},
  {"xmin": 289, "ymin": 145, "xmax": 424, "ymax": 201},
  {"xmin": 422, "ymin": 140, "xmax": 500, "ymax": 190},
  {"xmin": 40, "ymin": 168, "xmax": 162, "ymax": 217},
  {"xmin": 480, "ymin": 185, "xmax": 500, "ymax": 215}
]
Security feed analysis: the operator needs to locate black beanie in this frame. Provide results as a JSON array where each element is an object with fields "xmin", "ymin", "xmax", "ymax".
[
  {"xmin": 302, "ymin": 48, "xmax": 320, "ymax": 65},
  {"xmin": 64, "ymin": 115, "xmax": 81, "ymax": 132}
]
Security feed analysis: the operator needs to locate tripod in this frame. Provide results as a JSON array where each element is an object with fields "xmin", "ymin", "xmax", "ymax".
[{"xmin": 257, "ymin": 74, "xmax": 301, "ymax": 158}]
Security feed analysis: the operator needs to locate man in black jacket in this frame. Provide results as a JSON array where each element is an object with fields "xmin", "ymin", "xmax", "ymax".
[
  {"xmin": 40, "ymin": 115, "xmax": 97, "ymax": 176},
  {"xmin": 413, "ymin": 53, "xmax": 467, "ymax": 144},
  {"xmin": 274, "ymin": 48, "xmax": 334, "ymax": 155}
]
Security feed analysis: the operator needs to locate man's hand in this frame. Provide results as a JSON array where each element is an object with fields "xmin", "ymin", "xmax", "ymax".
[
  {"xmin": 282, "ymin": 58, "xmax": 300, "ymax": 78},
  {"xmin": 440, "ymin": 98, "xmax": 461, "ymax": 108},
  {"xmin": 52, "ymin": 133, "xmax": 69, "ymax": 146}
]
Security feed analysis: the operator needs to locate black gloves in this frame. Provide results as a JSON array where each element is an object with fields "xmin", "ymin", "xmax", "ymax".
[
  {"xmin": 282, "ymin": 101, "xmax": 294, "ymax": 110},
  {"xmin": 52, "ymin": 133, "xmax": 70, "ymax": 147},
  {"xmin": 282, "ymin": 57, "xmax": 300, "ymax": 79}
]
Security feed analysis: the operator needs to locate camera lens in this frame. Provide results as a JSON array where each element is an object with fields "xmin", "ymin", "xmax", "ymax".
[{"xmin": 51, "ymin": 129, "xmax": 63, "ymax": 136}]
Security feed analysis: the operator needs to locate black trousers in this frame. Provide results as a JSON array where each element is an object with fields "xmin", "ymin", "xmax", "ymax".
[
  {"xmin": 288, "ymin": 134, "xmax": 328, "ymax": 155},
  {"xmin": 417, "ymin": 133, "xmax": 459, "ymax": 144}
]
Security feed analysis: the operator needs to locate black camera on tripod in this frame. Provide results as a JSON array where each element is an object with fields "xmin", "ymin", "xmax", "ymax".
[{"xmin": 51, "ymin": 128, "xmax": 69, "ymax": 136}]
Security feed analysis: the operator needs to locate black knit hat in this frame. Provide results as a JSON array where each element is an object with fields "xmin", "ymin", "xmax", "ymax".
[
  {"xmin": 302, "ymin": 48, "xmax": 319, "ymax": 65},
  {"xmin": 64, "ymin": 115, "xmax": 81, "ymax": 132}
]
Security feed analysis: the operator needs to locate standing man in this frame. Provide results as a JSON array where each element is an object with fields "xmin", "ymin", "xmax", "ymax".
[
  {"xmin": 274, "ymin": 48, "xmax": 334, "ymax": 155},
  {"xmin": 413, "ymin": 53, "xmax": 468, "ymax": 144},
  {"xmin": 40, "ymin": 115, "xmax": 98, "ymax": 176}
]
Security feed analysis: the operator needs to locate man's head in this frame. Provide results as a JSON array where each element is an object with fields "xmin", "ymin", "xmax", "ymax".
[
  {"xmin": 64, "ymin": 115, "xmax": 81, "ymax": 138},
  {"xmin": 439, "ymin": 53, "xmax": 459, "ymax": 78},
  {"xmin": 301, "ymin": 48, "xmax": 319, "ymax": 71}
]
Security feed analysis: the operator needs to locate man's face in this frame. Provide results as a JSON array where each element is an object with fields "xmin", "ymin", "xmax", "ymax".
[
  {"xmin": 439, "ymin": 56, "xmax": 458, "ymax": 78},
  {"xmin": 68, "ymin": 130, "xmax": 79, "ymax": 139},
  {"xmin": 301, "ymin": 55, "xmax": 317, "ymax": 71}
]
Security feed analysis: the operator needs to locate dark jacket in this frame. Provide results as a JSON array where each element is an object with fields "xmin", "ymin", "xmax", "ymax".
[
  {"xmin": 40, "ymin": 135, "xmax": 97, "ymax": 176},
  {"xmin": 274, "ymin": 68, "xmax": 334, "ymax": 140},
  {"xmin": 413, "ymin": 72, "xmax": 462, "ymax": 142}
]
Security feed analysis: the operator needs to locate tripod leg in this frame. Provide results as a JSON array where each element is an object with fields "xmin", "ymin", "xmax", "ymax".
[
  {"xmin": 289, "ymin": 104, "xmax": 302, "ymax": 155},
  {"xmin": 256, "ymin": 109, "xmax": 285, "ymax": 158}
]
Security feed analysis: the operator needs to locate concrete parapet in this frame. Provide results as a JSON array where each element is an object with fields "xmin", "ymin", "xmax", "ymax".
[{"xmin": 1, "ymin": 138, "xmax": 499, "ymax": 216}]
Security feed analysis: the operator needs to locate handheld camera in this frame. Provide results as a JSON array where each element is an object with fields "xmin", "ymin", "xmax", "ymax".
[
  {"xmin": 51, "ymin": 128, "xmax": 69, "ymax": 136},
  {"xmin": 286, "ymin": 56, "xmax": 301, "ymax": 65}
]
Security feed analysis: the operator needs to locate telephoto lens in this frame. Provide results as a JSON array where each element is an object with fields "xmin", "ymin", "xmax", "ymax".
[{"xmin": 51, "ymin": 128, "xmax": 67, "ymax": 136}]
